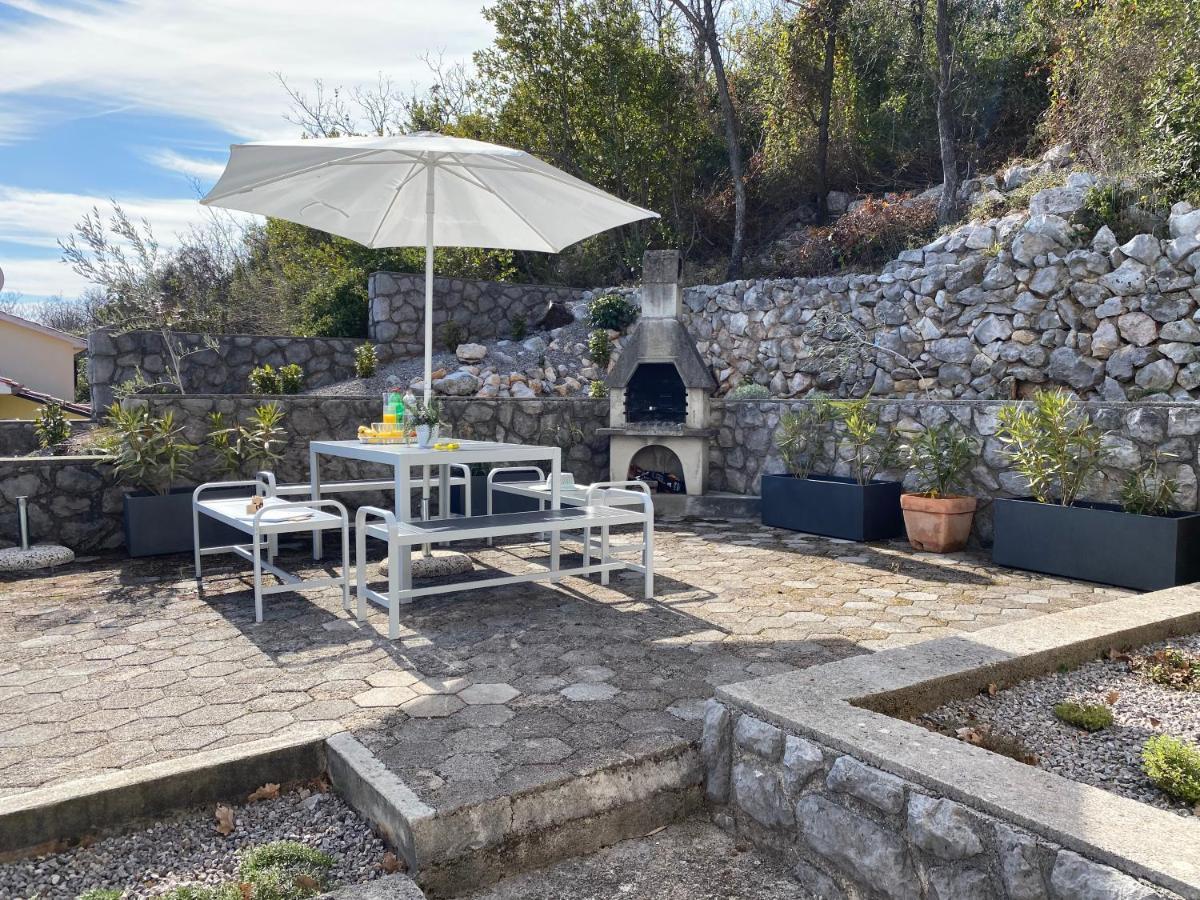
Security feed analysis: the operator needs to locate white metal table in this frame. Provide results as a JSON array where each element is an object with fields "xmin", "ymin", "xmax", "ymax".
[{"xmin": 308, "ymin": 438, "xmax": 563, "ymax": 565}]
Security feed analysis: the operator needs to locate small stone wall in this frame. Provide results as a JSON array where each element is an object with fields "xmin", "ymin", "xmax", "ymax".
[
  {"xmin": 368, "ymin": 272, "xmax": 583, "ymax": 361},
  {"xmin": 87, "ymin": 329, "xmax": 365, "ymax": 410},
  {"xmin": 0, "ymin": 456, "xmax": 124, "ymax": 552},
  {"xmin": 706, "ymin": 398, "xmax": 1200, "ymax": 541},
  {"xmin": 703, "ymin": 701, "xmax": 1180, "ymax": 900},
  {"xmin": 0, "ymin": 420, "xmax": 94, "ymax": 457}
]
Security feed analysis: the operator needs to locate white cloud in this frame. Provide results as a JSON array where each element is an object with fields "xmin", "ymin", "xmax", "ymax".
[
  {"xmin": 0, "ymin": 255, "xmax": 90, "ymax": 298},
  {"xmin": 144, "ymin": 149, "xmax": 227, "ymax": 181},
  {"xmin": 0, "ymin": 0, "xmax": 493, "ymax": 141}
]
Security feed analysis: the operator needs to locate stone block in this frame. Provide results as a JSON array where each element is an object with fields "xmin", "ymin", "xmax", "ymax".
[
  {"xmin": 825, "ymin": 756, "xmax": 906, "ymax": 815},
  {"xmin": 905, "ymin": 794, "xmax": 983, "ymax": 860},
  {"xmin": 732, "ymin": 762, "xmax": 792, "ymax": 829},
  {"xmin": 994, "ymin": 823, "xmax": 1049, "ymax": 900},
  {"xmin": 701, "ymin": 700, "xmax": 731, "ymax": 804},
  {"xmin": 1049, "ymin": 850, "xmax": 1164, "ymax": 900},
  {"xmin": 782, "ymin": 735, "xmax": 824, "ymax": 793},
  {"xmin": 733, "ymin": 714, "xmax": 784, "ymax": 761},
  {"xmin": 796, "ymin": 795, "xmax": 919, "ymax": 900}
]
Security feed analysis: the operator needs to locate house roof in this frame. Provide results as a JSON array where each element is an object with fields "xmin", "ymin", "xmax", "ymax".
[
  {"xmin": 0, "ymin": 376, "xmax": 91, "ymax": 416},
  {"xmin": 0, "ymin": 310, "xmax": 87, "ymax": 351}
]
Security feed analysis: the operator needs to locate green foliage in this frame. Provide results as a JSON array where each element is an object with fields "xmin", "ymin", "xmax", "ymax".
[
  {"xmin": 587, "ymin": 328, "xmax": 612, "ymax": 366},
  {"xmin": 509, "ymin": 313, "xmax": 528, "ymax": 341},
  {"xmin": 970, "ymin": 170, "xmax": 1063, "ymax": 220},
  {"xmin": 586, "ymin": 294, "xmax": 638, "ymax": 331},
  {"xmin": 75, "ymin": 355, "xmax": 91, "ymax": 404},
  {"xmin": 249, "ymin": 365, "xmax": 281, "ymax": 395},
  {"xmin": 411, "ymin": 399, "xmax": 442, "ymax": 427},
  {"xmin": 775, "ymin": 396, "xmax": 837, "ymax": 480},
  {"xmin": 831, "ymin": 397, "xmax": 902, "ymax": 486},
  {"xmin": 77, "ymin": 890, "xmax": 123, "ymax": 900},
  {"xmin": 240, "ymin": 839, "xmax": 333, "ymax": 883},
  {"xmin": 105, "ymin": 403, "xmax": 196, "ymax": 495},
  {"xmin": 829, "ymin": 198, "xmax": 937, "ymax": 268},
  {"xmin": 1120, "ymin": 454, "xmax": 1179, "ymax": 517},
  {"xmin": 1142, "ymin": 734, "xmax": 1200, "ymax": 804},
  {"xmin": 1053, "ymin": 701, "xmax": 1113, "ymax": 732},
  {"xmin": 588, "ymin": 380, "xmax": 609, "ymax": 399},
  {"xmin": 207, "ymin": 405, "xmax": 286, "ymax": 478},
  {"xmin": 150, "ymin": 841, "xmax": 333, "ymax": 900},
  {"xmin": 354, "ymin": 344, "xmax": 378, "ymax": 379},
  {"xmin": 1133, "ymin": 648, "xmax": 1200, "ymax": 692},
  {"xmin": 728, "ymin": 382, "xmax": 770, "ymax": 400},
  {"xmin": 1075, "ymin": 182, "xmax": 1168, "ymax": 244},
  {"xmin": 35, "ymin": 402, "xmax": 71, "ymax": 451},
  {"xmin": 996, "ymin": 391, "xmax": 1103, "ymax": 506},
  {"xmin": 441, "ymin": 320, "xmax": 465, "ymax": 351},
  {"xmin": 278, "ymin": 364, "xmax": 304, "ymax": 395},
  {"xmin": 904, "ymin": 421, "xmax": 976, "ymax": 498}
]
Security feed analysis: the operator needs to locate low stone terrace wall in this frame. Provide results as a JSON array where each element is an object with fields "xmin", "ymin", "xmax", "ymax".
[
  {"xmin": 0, "ymin": 420, "xmax": 94, "ymax": 457},
  {"xmin": 0, "ymin": 456, "xmax": 123, "ymax": 552},
  {"xmin": 709, "ymin": 398, "xmax": 1200, "ymax": 540},
  {"xmin": 87, "ymin": 329, "xmax": 365, "ymax": 411}
]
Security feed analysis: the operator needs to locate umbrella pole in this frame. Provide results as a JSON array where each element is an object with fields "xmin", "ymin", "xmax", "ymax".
[{"xmin": 422, "ymin": 166, "xmax": 435, "ymax": 557}]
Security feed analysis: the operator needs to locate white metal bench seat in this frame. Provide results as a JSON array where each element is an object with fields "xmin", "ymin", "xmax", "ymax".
[
  {"xmin": 355, "ymin": 486, "xmax": 654, "ymax": 639},
  {"xmin": 193, "ymin": 479, "xmax": 351, "ymax": 624}
]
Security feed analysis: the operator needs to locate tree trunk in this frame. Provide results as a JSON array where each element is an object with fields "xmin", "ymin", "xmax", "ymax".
[
  {"xmin": 934, "ymin": 0, "xmax": 958, "ymax": 226},
  {"xmin": 814, "ymin": 20, "xmax": 837, "ymax": 224},
  {"xmin": 704, "ymin": 18, "xmax": 745, "ymax": 279}
]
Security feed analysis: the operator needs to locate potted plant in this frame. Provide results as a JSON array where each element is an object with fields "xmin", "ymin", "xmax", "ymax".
[
  {"xmin": 412, "ymin": 399, "xmax": 442, "ymax": 448},
  {"xmin": 993, "ymin": 390, "xmax": 1200, "ymax": 590},
  {"xmin": 761, "ymin": 396, "xmax": 905, "ymax": 541},
  {"xmin": 107, "ymin": 402, "xmax": 198, "ymax": 557},
  {"xmin": 899, "ymin": 421, "xmax": 978, "ymax": 553}
]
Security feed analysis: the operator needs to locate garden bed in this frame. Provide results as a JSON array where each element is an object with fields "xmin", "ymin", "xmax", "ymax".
[
  {"xmin": 0, "ymin": 782, "xmax": 390, "ymax": 899},
  {"xmin": 918, "ymin": 632, "xmax": 1200, "ymax": 816}
]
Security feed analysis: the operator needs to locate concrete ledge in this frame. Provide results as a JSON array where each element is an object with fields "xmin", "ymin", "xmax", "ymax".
[
  {"xmin": 653, "ymin": 492, "xmax": 758, "ymax": 519},
  {"xmin": 717, "ymin": 586, "xmax": 1200, "ymax": 898},
  {"xmin": 326, "ymin": 732, "xmax": 703, "ymax": 898},
  {"xmin": 0, "ymin": 725, "xmax": 331, "ymax": 862},
  {"xmin": 316, "ymin": 873, "xmax": 426, "ymax": 899}
]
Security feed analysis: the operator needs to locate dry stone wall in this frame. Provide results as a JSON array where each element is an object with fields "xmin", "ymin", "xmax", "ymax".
[
  {"xmin": 87, "ymin": 329, "xmax": 364, "ymax": 410},
  {"xmin": 703, "ymin": 700, "xmax": 1181, "ymax": 900},
  {"xmin": 367, "ymin": 271, "xmax": 583, "ymax": 361},
  {"xmin": 0, "ymin": 456, "xmax": 124, "ymax": 552}
]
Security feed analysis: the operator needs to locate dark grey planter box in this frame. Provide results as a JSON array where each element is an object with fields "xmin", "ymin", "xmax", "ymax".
[
  {"xmin": 992, "ymin": 497, "xmax": 1200, "ymax": 591},
  {"xmin": 123, "ymin": 486, "xmax": 250, "ymax": 558},
  {"xmin": 761, "ymin": 474, "xmax": 904, "ymax": 542}
]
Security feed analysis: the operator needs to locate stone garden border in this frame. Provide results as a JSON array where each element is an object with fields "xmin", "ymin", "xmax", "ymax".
[{"xmin": 707, "ymin": 585, "xmax": 1200, "ymax": 899}]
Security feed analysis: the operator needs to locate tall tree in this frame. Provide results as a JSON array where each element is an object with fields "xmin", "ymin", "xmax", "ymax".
[
  {"xmin": 666, "ymin": 0, "xmax": 747, "ymax": 279},
  {"xmin": 934, "ymin": 0, "xmax": 959, "ymax": 224}
]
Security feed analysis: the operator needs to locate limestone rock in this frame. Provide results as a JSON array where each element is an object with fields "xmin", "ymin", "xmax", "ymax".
[
  {"xmin": 1092, "ymin": 226, "xmax": 1119, "ymax": 253},
  {"xmin": 433, "ymin": 371, "xmax": 481, "ymax": 396},
  {"xmin": 1169, "ymin": 205, "xmax": 1200, "ymax": 240},
  {"xmin": 1117, "ymin": 312, "xmax": 1158, "ymax": 347},
  {"xmin": 701, "ymin": 700, "xmax": 732, "ymax": 803},
  {"xmin": 733, "ymin": 762, "xmax": 792, "ymax": 829},
  {"xmin": 1090, "ymin": 320, "xmax": 1121, "ymax": 359},
  {"xmin": 931, "ymin": 337, "xmax": 976, "ymax": 364},
  {"xmin": 905, "ymin": 794, "xmax": 983, "ymax": 859},
  {"xmin": 1135, "ymin": 358, "xmax": 1177, "ymax": 392},
  {"xmin": 734, "ymin": 714, "xmax": 784, "ymax": 761},
  {"xmin": 781, "ymin": 735, "xmax": 824, "ymax": 793},
  {"xmin": 1100, "ymin": 260, "xmax": 1149, "ymax": 296},
  {"xmin": 455, "ymin": 342, "xmax": 488, "ymax": 363},
  {"xmin": 795, "ymin": 795, "xmax": 919, "ymax": 900},
  {"xmin": 1049, "ymin": 850, "xmax": 1164, "ymax": 900},
  {"xmin": 995, "ymin": 824, "xmax": 1049, "ymax": 900},
  {"xmin": 1048, "ymin": 347, "xmax": 1103, "ymax": 390},
  {"xmin": 825, "ymin": 756, "xmax": 906, "ymax": 814},
  {"xmin": 928, "ymin": 867, "xmax": 993, "ymax": 900},
  {"xmin": 1119, "ymin": 234, "xmax": 1163, "ymax": 266}
]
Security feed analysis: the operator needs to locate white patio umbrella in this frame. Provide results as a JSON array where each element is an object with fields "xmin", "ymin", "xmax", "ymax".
[{"xmin": 201, "ymin": 132, "xmax": 659, "ymax": 402}]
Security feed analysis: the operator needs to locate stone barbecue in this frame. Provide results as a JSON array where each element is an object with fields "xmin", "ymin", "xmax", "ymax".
[{"xmin": 602, "ymin": 250, "xmax": 717, "ymax": 495}]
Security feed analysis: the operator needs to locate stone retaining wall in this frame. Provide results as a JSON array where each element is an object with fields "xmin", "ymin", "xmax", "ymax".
[
  {"xmin": 706, "ymin": 398, "xmax": 1200, "ymax": 541},
  {"xmin": 368, "ymin": 272, "xmax": 583, "ymax": 361},
  {"xmin": 0, "ymin": 456, "xmax": 124, "ymax": 552},
  {"xmin": 703, "ymin": 701, "xmax": 1181, "ymax": 899},
  {"xmin": 0, "ymin": 420, "xmax": 94, "ymax": 457},
  {"xmin": 87, "ymin": 329, "xmax": 365, "ymax": 410}
]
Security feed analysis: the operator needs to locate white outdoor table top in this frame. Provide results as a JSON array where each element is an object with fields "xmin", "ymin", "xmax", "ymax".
[{"xmin": 309, "ymin": 439, "xmax": 560, "ymax": 466}]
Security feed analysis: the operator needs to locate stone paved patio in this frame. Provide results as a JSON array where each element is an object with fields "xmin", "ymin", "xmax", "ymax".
[{"xmin": 0, "ymin": 518, "xmax": 1128, "ymax": 812}]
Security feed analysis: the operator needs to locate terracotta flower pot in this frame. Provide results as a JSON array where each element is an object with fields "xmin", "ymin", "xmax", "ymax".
[{"xmin": 900, "ymin": 493, "xmax": 978, "ymax": 553}]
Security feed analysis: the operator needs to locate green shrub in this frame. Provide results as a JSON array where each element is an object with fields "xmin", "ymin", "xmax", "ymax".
[
  {"xmin": 35, "ymin": 401, "xmax": 71, "ymax": 451},
  {"xmin": 969, "ymin": 170, "xmax": 1062, "ymax": 221},
  {"xmin": 996, "ymin": 391, "xmax": 1104, "ymax": 507},
  {"xmin": 1053, "ymin": 701, "xmax": 1113, "ymax": 732},
  {"xmin": 831, "ymin": 397, "xmax": 903, "ymax": 487},
  {"xmin": 829, "ymin": 197, "xmax": 937, "ymax": 268},
  {"xmin": 775, "ymin": 396, "xmax": 837, "ymax": 480},
  {"xmin": 354, "ymin": 344, "xmax": 378, "ymax": 379},
  {"xmin": 300, "ymin": 268, "xmax": 368, "ymax": 338},
  {"xmin": 903, "ymin": 421, "xmax": 976, "ymax": 499},
  {"xmin": 105, "ymin": 403, "xmax": 196, "ymax": 495},
  {"xmin": 1142, "ymin": 734, "xmax": 1200, "ymax": 804},
  {"xmin": 1120, "ymin": 454, "xmax": 1179, "ymax": 516},
  {"xmin": 728, "ymin": 382, "xmax": 769, "ymax": 400},
  {"xmin": 278, "ymin": 364, "xmax": 304, "ymax": 395},
  {"xmin": 239, "ymin": 840, "xmax": 334, "ymax": 898},
  {"xmin": 509, "ymin": 313, "xmax": 528, "ymax": 341},
  {"xmin": 588, "ymin": 380, "xmax": 609, "ymax": 399},
  {"xmin": 441, "ymin": 320, "xmax": 465, "ymax": 350},
  {"xmin": 1075, "ymin": 182, "xmax": 1169, "ymax": 244},
  {"xmin": 249, "ymin": 364, "xmax": 281, "ymax": 394},
  {"xmin": 586, "ymin": 294, "xmax": 638, "ymax": 331},
  {"xmin": 78, "ymin": 890, "xmax": 124, "ymax": 900},
  {"xmin": 207, "ymin": 404, "xmax": 286, "ymax": 478},
  {"xmin": 587, "ymin": 329, "xmax": 612, "ymax": 367}
]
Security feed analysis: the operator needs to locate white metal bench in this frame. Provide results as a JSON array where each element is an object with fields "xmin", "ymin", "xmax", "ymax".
[
  {"xmin": 355, "ymin": 485, "xmax": 655, "ymax": 639},
  {"xmin": 193, "ymin": 478, "xmax": 351, "ymax": 623},
  {"xmin": 485, "ymin": 468, "xmax": 651, "ymax": 545}
]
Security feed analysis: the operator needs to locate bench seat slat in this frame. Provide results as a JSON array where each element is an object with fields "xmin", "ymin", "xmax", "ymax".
[{"xmin": 364, "ymin": 505, "xmax": 646, "ymax": 544}]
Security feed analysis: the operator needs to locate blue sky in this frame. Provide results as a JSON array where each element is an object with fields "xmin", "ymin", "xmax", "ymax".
[{"xmin": 0, "ymin": 0, "xmax": 491, "ymax": 302}]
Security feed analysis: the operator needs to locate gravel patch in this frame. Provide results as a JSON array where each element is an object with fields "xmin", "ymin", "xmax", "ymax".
[
  {"xmin": 0, "ymin": 784, "xmax": 390, "ymax": 899},
  {"xmin": 308, "ymin": 298, "xmax": 602, "ymax": 399},
  {"xmin": 919, "ymin": 632, "xmax": 1200, "ymax": 816}
]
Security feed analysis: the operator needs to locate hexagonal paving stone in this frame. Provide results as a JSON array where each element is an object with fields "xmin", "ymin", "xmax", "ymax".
[
  {"xmin": 559, "ymin": 682, "xmax": 620, "ymax": 702},
  {"xmin": 365, "ymin": 669, "xmax": 421, "ymax": 688},
  {"xmin": 225, "ymin": 712, "xmax": 296, "ymax": 735},
  {"xmin": 401, "ymin": 694, "xmax": 465, "ymax": 718},
  {"xmin": 455, "ymin": 705, "xmax": 516, "ymax": 727},
  {"xmin": 352, "ymin": 686, "xmax": 419, "ymax": 708},
  {"xmin": 457, "ymin": 683, "xmax": 520, "ymax": 705}
]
